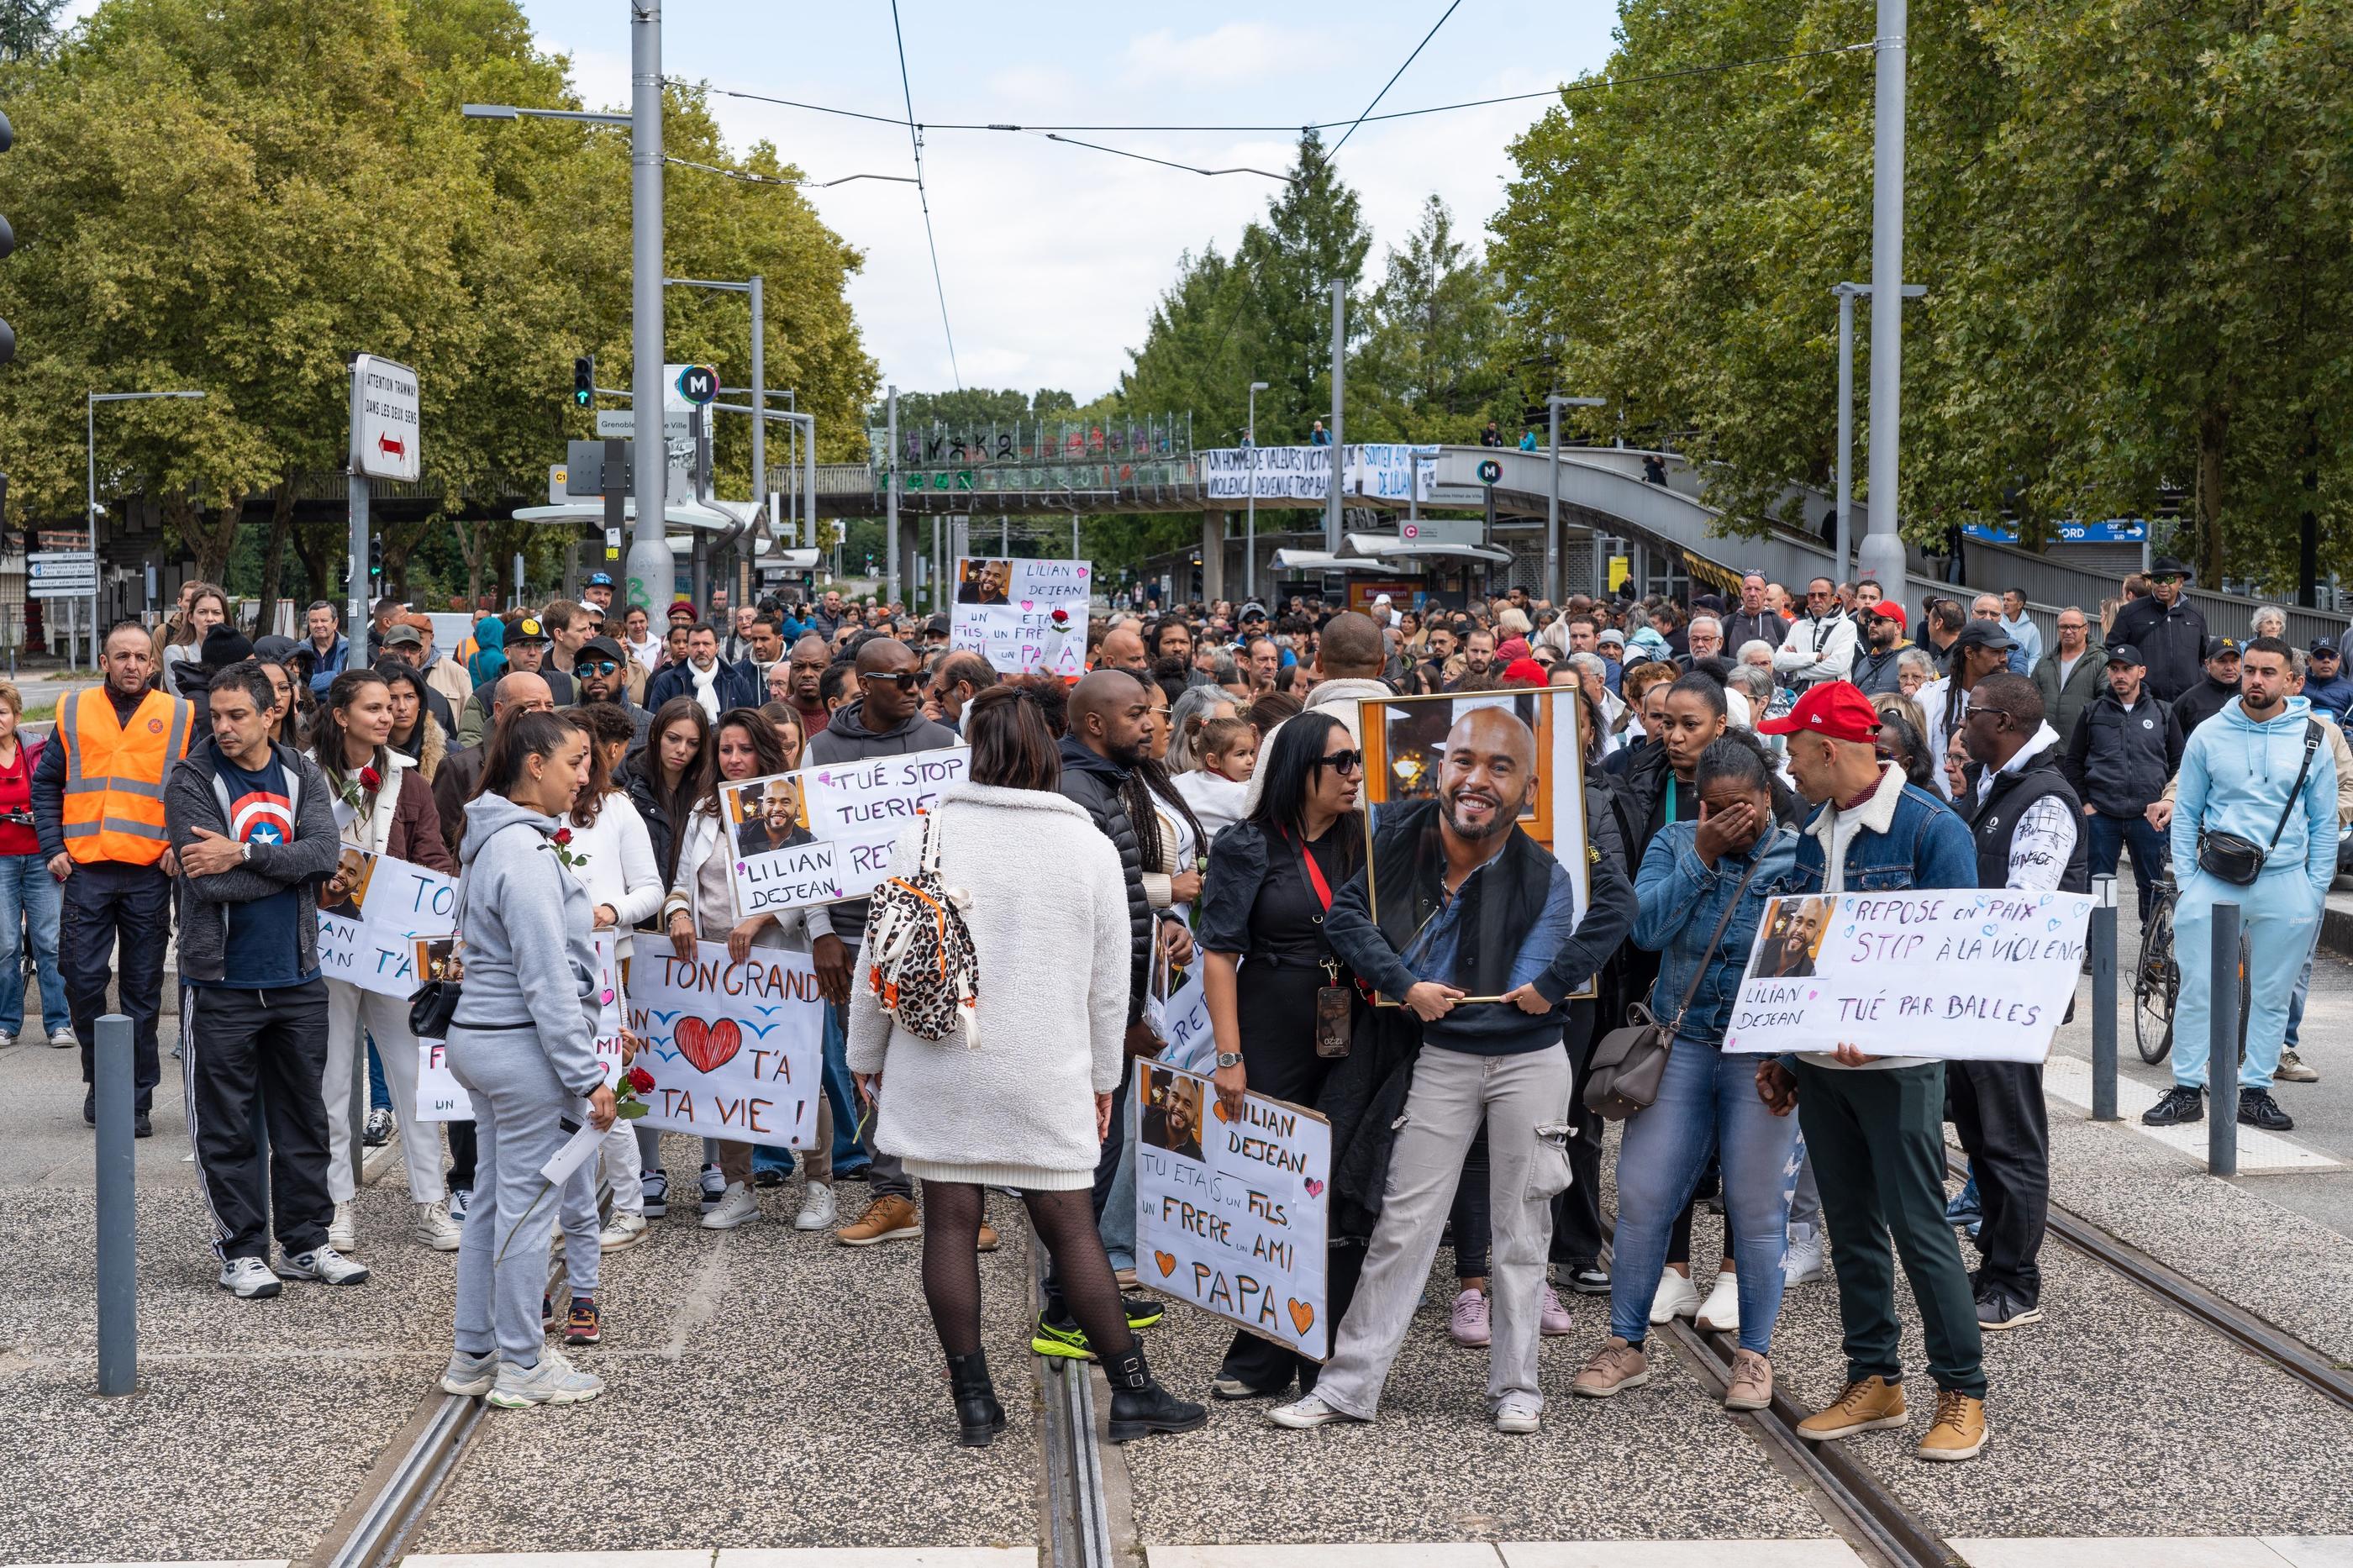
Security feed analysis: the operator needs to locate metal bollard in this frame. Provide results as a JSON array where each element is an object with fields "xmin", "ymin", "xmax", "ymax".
[
  {"xmin": 2090, "ymin": 876, "xmax": 2119, "ymax": 1121},
  {"xmin": 2210, "ymin": 902, "xmax": 2240, "ymax": 1176},
  {"xmin": 94, "ymin": 1013, "xmax": 138, "ymax": 1397}
]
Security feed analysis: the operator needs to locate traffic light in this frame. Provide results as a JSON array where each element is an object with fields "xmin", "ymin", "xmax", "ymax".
[
  {"xmin": 572, "ymin": 355, "xmax": 594, "ymax": 409},
  {"xmin": 368, "ymin": 535, "xmax": 384, "ymax": 580},
  {"xmin": 0, "ymin": 111, "xmax": 16, "ymax": 366}
]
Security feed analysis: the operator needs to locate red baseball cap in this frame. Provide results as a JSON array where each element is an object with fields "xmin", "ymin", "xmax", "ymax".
[
  {"xmin": 1868, "ymin": 601, "xmax": 1907, "ymax": 629},
  {"xmin": 1756, "ymin": 680, "xmax": 1881, "ymax": 744}
]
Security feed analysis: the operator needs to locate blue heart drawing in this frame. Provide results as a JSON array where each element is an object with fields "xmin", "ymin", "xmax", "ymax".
[
  {"xmin": 1982, "ymin": 923, "xmax": 1998, "ymax": 935},
  {"xmin": 1841, "ymin": 924, "xmax": 1856, "ymax": 940},
  {"xmin": 2047, "ymin": 917, "xmax": 2063, "ymax": 930}
]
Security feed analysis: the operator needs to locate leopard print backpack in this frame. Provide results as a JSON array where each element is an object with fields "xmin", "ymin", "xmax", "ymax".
[{"xmin": 862, "ymin": 813, "xmax": 982, "ymax": 1046}]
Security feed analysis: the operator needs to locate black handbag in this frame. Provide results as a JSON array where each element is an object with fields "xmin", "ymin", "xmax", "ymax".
[
  {"xmin": 1584, "ymin": 857, "xmax": 1763, "ymax": 1119},
  {"xmin": 2196, "ymin": 720, "xmax": 2321, "ymax": 887}
]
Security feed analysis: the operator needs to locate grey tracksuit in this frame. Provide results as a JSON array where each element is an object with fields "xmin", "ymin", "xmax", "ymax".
[{"xmin": 445, "ymin": 793, "xmax": 603, "ymax": 1367}]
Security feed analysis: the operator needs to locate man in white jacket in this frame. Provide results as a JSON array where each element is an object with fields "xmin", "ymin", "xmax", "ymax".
[{"xmin": 1773, "ymin": 578, "xmax": 1860, "ymax": 692}]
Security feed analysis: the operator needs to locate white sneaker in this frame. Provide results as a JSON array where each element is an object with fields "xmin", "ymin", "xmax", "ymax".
[
  {"xmin": 485, "ymin": 1346, "xmax": 603, "ymax": 1408},
  {"xmin": 1783, "ymin": 1221, "xmax": 1826, "ymax": 1285},
  {"xmin": 281, "ymin": 1244, "xmax": 370, "ymax": 1286},
  {"xmin": 1695, "ymin": 1271, "xmax": 1740, "ymax": 1334},
  {"xmin": 1494, "ymin": 1395, "xmax": 1542, "ymax": 1435},
  {"xmin": 328, "ymin": 1200, "xmax": 357, "ymax": 1253},
  {"xmin": 1267, "ymin": 1392, "xmax": 1362, "ymax": 1429},
  {"xmin": 218, "ymin": 1255, "xmax": 282, "ymax": 1299},
  {"xmin": 440, "ymin": 1347, "xmax": 496, "ymax": 1397},
  {"xmin": 412, "ymin": 1200, "xmax": 463, "ymax": 1252},
  {"xmin": 598, "ymin": 1213, "xmax": 650, "ymax": 1252},
  {"xmin": 446, "ymin": 1186, "xmax": 471, "ymax": 1223},
  {"xmin": 697, "ymin": 1160, "xmax": 726, "ymax": 1212},
  {"xmin": 0, "ymin": 1030, "xmax": 16, "ymax": 1050},
  {"xmin": 1649, "ymin": 1268, "xmax": 1701, "ymax": 1324},
  {"xmin": 793, "ymin": 1181, "xmax": 836, "ymax": 1231},
  {"xmin": 49, "ymin": 1025, "xmax": 76, "ymax": 1050},
  {"xmin": 701, "ymin": 1181, "xmax": 759, "ymax": 1229}
]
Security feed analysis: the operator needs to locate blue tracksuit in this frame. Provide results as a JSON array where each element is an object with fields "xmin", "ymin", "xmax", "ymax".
[{"xmin": 2167, "ymin": 694, "xmax": 2337, "ymax": 1092}]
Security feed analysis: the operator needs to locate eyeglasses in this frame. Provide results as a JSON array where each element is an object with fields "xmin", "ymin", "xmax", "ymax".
[
  {"xmin": 861, "ymin": 670, "xmax": 923, "ymax": 691},
  {"xmin": 1313, "ymin": 749, "xmax": 1365, "ymax": 775},
  {"xmin": 580, "ymin": 660, "xmax": 619, "ymax": 676}
]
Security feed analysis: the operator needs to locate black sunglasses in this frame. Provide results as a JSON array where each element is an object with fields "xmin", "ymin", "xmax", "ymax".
[
  {"xmin": 1314, "ymin": 749, "xmax": 1365, "ymax": 775},
  {"xmin": 861, "ymin": 670, "xmax": 923, "ymax": 691}
]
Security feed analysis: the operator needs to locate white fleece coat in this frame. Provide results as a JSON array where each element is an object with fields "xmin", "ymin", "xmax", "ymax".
[{"xmin": 845, "ymin": 781, "xmax": 1130, "ymax": 1189}]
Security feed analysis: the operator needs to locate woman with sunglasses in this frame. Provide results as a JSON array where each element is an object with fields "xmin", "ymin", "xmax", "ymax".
[{"xmin": 1192, "ymin": 711, "xmax": 1364, "ymax": 1401}]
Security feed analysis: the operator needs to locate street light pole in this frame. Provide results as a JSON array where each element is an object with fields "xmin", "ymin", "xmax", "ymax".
[
  {"xmin": 626, "ymin": 0, "xmax": 668, "ymax": 616},
  {"xmin": 1245, "ymin": 379, "xmax": 1267, "ymax": 599},
  {"xmin": 666, "ymin": 275, "xmax": 766, "ymax": 599},
  {"xmin": 1834, "ymin": 281, "xmax": 1924, "ymax": 587},
  {"xmin": 1326, "ymin": 281, "xmax": 1345, "ymax": 554},
  {"xmin": 1544, "ymin": 394, "xmax": 1605, "ymax": 605},
  {"xmin": 87, "ymin": 389, "xmax": 204, "ymax": 672},
  {"xmin": 1859, "ymin": 0, "xmax": 1909, "ymax": 595}
]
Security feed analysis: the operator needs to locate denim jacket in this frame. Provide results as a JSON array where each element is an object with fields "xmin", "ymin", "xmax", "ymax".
[
  {"xmin": 1784, "ymin": 766, "xmax": 1979, "ymax": 897},
  {"xmin": 1632, "ymin": 821, "xmax": 1798, "ymax": 1044}
]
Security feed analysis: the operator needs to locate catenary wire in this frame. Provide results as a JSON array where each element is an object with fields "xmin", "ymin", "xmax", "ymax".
[
  {"xmin": 1016, "ymin": 129, "xmax": 1293, "ymax": 182},
  {"xmin": 888, "ymin": 0, "xmax": 962, "ymax": 390},
  {"xmin": 1331, "ymin": 0, "xmax": 1463, "ymax": 154},
  {"xmin": 665, "ymin": 154, "xmax": 916, "ymax": 188}
]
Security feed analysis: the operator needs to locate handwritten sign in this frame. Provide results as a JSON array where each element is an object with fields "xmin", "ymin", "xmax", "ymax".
[
  {"xmin": 1719, "ymin": 891, "xmax": 2094, "ymax": 1063},
  {"xmin": 318, "ymin": 851, "xmax": 457, "ymax": 997},
  {"xmin": 726, "ymin": 747, "xmax": 969, "ymax": 913},
  {"xmin": 950, "ymin": 556, "xmax": 1092, "ymax": 677},
  {"xmin": 1145, "ymin": 959, "xmax": 1215, "ymax": 1075},
  {"xmin": 417, "ymin": 935, "xmax": 624, "ymax": 1122},
  {"xmin": 626, "ymin": 939, "xmax": 824, "ymax": 1145},
  {"xmin": 1133, "ymin": 1060, "xmax": 1330, "ymax": 1360}
]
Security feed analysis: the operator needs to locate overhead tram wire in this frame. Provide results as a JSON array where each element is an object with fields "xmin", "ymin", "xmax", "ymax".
[
  {"xmin": 1331, "ymin": 0, "xmax": 1463, "ymax": 153},
  {"xmin": 679, "ymin": 42, "xmax": 1877, "ymax": 137},
  {"xmin": 665, "ymin": 154, "xmax": 916, "ymax": 189},
  {"xmin": 1010, "ymin": 129, "xmax": 1294, "ymax": 183},
  {"xmin": 888, "ymin": 0, "xmax": 961, "ymax": 391}
]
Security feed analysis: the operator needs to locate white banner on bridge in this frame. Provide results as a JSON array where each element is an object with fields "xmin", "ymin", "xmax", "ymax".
[{"xmin": 1199, "ymin": 445, "xmax": 1427, "ymax": 502}]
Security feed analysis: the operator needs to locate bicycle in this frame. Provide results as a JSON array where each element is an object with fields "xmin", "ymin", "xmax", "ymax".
[{"xmin": 2132, "ymin": 875, "xmax": 2250, "ymax": 1066}]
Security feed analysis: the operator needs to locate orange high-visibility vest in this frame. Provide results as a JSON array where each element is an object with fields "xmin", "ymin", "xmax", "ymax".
[{"xmin": 55, "ymin": 686, "xmax": 192, "ymax": 866}]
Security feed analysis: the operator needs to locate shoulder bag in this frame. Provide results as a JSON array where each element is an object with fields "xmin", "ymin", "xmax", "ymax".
[
  {"xmin": 408, "ymin": 867, "xmax": 466, "ymax": 1038},
  {"xmin": 2196, "ymin": 719, "xmax": 2321, "ymax": 887},
  {"xmin": 1584, "ymin": 855, "xmax": 1764, "ymax": 1120}
]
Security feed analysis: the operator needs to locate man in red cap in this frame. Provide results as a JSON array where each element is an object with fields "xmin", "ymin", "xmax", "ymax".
[
  {"xmin": 1850, "ymin": 602, "xmax": 1911, "ymax": 697},
  {"xmin": 1751, "ymin": 681, "xmax": 1990, "ymax": 1464}
]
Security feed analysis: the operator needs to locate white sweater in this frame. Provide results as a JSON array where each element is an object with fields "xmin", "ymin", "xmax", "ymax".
[
  {"xmin": 845, "ymin": 781, "xmax": 1130, "ymax": 1188},
  {"xmin": 560, "ymin": 790, "xmax": 663, "ymax": 958}
]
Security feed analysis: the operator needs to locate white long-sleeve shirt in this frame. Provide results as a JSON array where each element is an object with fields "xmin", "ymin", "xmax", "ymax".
[
  {"xmin": 561, "ymin": 789, "xmax": 664, "ymax": 958},
  {"xmin": 1971, "ymin": 723, "xmax": 2078, "ymax": 890},
  {"xmin": 1772, "ymin": 613, "xmax": 1858, "ymax": 687}
]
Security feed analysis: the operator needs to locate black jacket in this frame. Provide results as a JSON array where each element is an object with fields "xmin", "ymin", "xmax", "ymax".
[
  {"xmin": 2063, "ymin": 691, "xmax": 2183, "ymax": 817},
  {"xmin": 2171, "ymin": 673, "xmax": 2239, "ymax": 738},
  {"xmin": 162, "ymin": 736, "xmax": 343, "ymax": 984},
  {"xmin": 1963, "ymin": 755, "xmax": 2092, "ymax": 893},
  {"xmin": 622, "ymin": 753, "xmax": 680, "ymax": 885},
  {"xmin": 1850, "ymin": 644, "xmax": 1908, "ymax": 697},
  {"xmin": 2106, "ymin": 595, "xmax": 2208, "ymax": 703},
  {"xmin": 1055, "ymin": 734, "xmax": 1154, "ymax": 1023},
  {"xmin": 1720, "ymin": 608, "xmax": 1788, "ymax": 654}
]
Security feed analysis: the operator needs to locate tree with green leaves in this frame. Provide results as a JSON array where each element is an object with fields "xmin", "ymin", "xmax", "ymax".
[{"xmin": 1353, "ymin": 195, "xmax": 1512, "ymax": 443}]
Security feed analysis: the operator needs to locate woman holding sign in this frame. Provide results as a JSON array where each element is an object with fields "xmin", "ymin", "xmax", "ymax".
[
  {"xmin": 1571, "ymin": 732, "xmax": 1798, "ymax": 1413},
  {"xmin": 659, "ymin": 708, "xmax": 834, "ymax": 1233},
  {"xmin": 848, "ymin": 684, "xmax": 1206, "ymax": 1447},
  {"xmin": 313, "ymin": 670, "xmax": 460, "ymax": 1254},
  {"xmin": 438, "ymin": 709, "xmax": 613, "ymax": 1408},
  {"xmin": 1193, "ymin": 711, "xmax": 1363, "ymax": 1401}
]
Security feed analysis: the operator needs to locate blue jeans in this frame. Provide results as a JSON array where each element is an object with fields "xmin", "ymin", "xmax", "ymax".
[
  {"xmin": 822, "ymin": 1002, "xmax": 867, "ymax": 1176},
  {"xmin": 366, "ymin": 1039, "xmax": 391, "ymax": 1113},
  {"xmin": 2085, "ymin": 811, "xmax": 2168, "ymax": 919},
  {"xmin": 0, "ymin": 851, "xmax": 65, "ymax": 1035},
  {"xmin": 1609, "ymin": 1042, "xmax": 1799, "ymax": 1355}
]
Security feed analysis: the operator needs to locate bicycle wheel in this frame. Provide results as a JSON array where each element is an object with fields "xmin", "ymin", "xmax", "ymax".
[{"xmin": 2133, "ymin": 891, "xmax": 2178, "ymax": 1065}]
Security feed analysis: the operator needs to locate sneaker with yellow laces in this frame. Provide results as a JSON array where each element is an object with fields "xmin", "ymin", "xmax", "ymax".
[
  {"xmin": 1796, "ymin": 1375, "xmax": 1908, "ymax": 1440},
  {"xmin": 1916, "ymin": 1388, "xmax": 1986, "ymax": 1461}
]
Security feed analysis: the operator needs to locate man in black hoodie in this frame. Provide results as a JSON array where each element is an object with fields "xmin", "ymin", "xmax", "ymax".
[
  {"xmin": 2170, "ymin": 637, "xmax": 2242, "ymax": 737},
  {"xmin": 808, "ymin": 635, "xmax": 959, "ymax": 1248}
]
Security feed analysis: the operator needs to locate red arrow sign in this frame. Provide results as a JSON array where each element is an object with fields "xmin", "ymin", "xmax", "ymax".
[{"xmin": 376, "ymin": 433, "xmax": 407, "ymax": 460}]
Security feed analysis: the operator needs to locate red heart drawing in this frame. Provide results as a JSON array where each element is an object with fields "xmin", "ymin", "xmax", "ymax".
[
  {"xmin": 674, "ymin": 1017, "xmax": 742, "ymax": 1075},
  {"xmin": 1304, "ymin": 1178, "xmax": 1324, "ymax": 1198}
]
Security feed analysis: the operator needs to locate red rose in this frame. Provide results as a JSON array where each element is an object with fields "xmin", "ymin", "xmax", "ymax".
[
  {"xmin": 1050, "ymin": 608, "xmax": 1071, "ymax": 626},
  {"xmin": 626, "ymin": 1066, "xmax": 656, "ymax": 1094},
  {"xmin": 552, "ymin": 828, "xmax": 573, "ymax": 846},
  {"xmin": 359, "ymin": 766, "xmax": 381, "ymax": 792}
]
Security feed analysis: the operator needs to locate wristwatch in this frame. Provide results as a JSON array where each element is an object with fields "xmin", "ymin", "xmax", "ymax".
[
  {"xmin": 240, "ymin": 840, "xmax": 252, "ymax": 864},
  {"xmin": 1215, "ymin": 1050, "xmax": 1243, "ymax": 1070}
]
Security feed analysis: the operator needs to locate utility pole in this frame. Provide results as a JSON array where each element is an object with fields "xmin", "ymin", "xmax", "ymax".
[
  {"xmin": 1325, "ymin": 281, "xmax": 1345, "ymax": 553},
  {"xmin": 885, "ymin": 386, "xmax": 899, "ymax": 603},
  {"xmin": 1835, "ymin": 281, "xmax": 1924, "ymax": 586},
  {"xmin": 1545, "ymin": 393, "xmax": 1605, "ymax": 604},
  {"xmin": 624, "ymin": 0, "xmax": 669, "ymax": 616},
  {"xmin": 1245, "ymin": 379, "xmax": 1267, "ymax": 598},
  {"xmin": 1857, "ymin": 0, "xmax": 1909, "ymax": 595}
]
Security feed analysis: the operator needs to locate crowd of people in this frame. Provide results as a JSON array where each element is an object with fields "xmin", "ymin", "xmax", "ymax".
[{"xmin": 43, "ymin": 548, "xmax": 2343, "ymax": 1451}]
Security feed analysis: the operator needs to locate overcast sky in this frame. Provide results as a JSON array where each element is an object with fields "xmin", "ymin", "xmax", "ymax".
[{"xmin": 72, "ymin": 1, "xmax": 1622, "ymax": 402}]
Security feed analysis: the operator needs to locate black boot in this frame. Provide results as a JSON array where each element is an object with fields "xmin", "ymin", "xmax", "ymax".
[
  {"xmin": 946, "ymin": 1350, "xmax": 1006, "ymax": 1448},
  {"xmin": 1103, "ymin": 1342, "xmax": 1208, "ymax": 1443}
]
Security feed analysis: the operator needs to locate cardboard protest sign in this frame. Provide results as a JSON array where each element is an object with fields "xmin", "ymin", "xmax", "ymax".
[
  {"xmin": 1144, "ymin": 955, "xmax": 1215, "ymax": 1075},
  {"xmin": 724, "ymin": 747, "xmax": 969, "ymax": 913},
  {"xmin": 318, "ymin": 850, "xmax": 457, "ymax": 997},
  {"xmin": 626, "ymin": 939, "xmax": 824, "ymax": 1146},
  {"xmin": 1719, "ymin": 890, "xmax": 2094, "ymax": 1063},
  {"xmin": 1133, "ymin": 1060, "xmax": 1330, "ymax": 1361},
  {"xmin": 417, "ymin": 935, "xmax": 625, "ymax": 1122},
  {"xmin": 1355, "ymin": 687, "xmax": 1595, "ymax": 1000},
  {"xmin": 950, "ymin": 556, "xmax": 1091, "ymax": 677}
]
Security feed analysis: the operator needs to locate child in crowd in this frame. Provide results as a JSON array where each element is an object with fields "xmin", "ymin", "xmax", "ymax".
[{"xmin": 1173, "ymin": 717, "xmax": 1255, "ymax": 850}]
